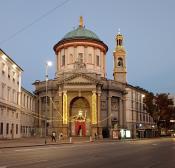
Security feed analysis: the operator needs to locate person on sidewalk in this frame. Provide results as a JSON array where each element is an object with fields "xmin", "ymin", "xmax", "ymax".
[{"xmin": 51, "ymin": 131, "xmax": 56, "ymax": 142}]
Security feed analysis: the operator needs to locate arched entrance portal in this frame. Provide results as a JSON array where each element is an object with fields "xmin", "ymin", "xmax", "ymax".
[{"xmin": 70, "ymin": 97, "xmax": 90, "ymax": 136}]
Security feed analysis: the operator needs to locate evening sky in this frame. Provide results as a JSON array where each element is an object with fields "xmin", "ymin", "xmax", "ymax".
[{"xmin": 0, "ymin": 0, "xmax": 174, "ymax": 93}]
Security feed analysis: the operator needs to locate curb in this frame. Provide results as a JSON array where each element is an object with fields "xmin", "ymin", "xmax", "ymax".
[
  {"xmin": 0, "ymin": 142, "xmax": 73, "ymax": 149},
  {"xmin": 0, "ymin": 137, "xmax": 172, "ymax": 149}
]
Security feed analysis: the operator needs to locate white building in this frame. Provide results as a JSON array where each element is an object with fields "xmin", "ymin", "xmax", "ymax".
[
  {"xmin": 0, "ymin": 49, "xmax": 36, "ymax": 139},
  {"xmin": 20, "ymin": 87, "xmax": 36, "ymax": 137},
  {"xmin": 126, "ymin": 85, "xmax": 156, "ymax": 138}
]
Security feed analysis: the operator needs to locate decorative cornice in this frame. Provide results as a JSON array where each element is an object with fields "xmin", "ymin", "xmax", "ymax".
[
  {"xmin": 53, "ymin": 38, "xmax": 108, "ymax": 54},
  {"xmin": 57, "ymin": 73, "xmax": 102, "ymax": 85}
]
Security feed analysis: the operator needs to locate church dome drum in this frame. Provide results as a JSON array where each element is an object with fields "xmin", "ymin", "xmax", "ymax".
[{"xmin": 53, "ymin": 16, "xmax": 108, "ymax": 78}]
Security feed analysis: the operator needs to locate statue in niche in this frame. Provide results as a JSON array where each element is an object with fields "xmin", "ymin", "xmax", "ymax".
[{"xmin": 74, "ymin": 54, "xmax": 86, "ymax": 70}]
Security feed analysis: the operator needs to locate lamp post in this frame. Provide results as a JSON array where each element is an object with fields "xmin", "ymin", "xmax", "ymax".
[{"xmin": 45, "ymin": 61, "xmax": 52, "ymax": 144}]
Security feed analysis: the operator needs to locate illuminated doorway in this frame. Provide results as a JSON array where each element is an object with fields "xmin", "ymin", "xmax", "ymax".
[{"xmin": 70, "ymin": 97, "xmax": 90, "ymax": 136}]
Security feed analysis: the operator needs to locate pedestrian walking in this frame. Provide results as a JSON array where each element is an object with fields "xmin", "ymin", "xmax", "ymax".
[{"xmin": 51, "ymin": 131, "xmax": 56, "ymax": 142}]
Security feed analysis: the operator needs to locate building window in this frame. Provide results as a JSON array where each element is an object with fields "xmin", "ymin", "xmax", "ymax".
[
  {"xmin": 1, "ymin": 83, "xmax": 5, "ymax": 99},
  {"xmin": 62, "ymin": 55, "xmax": 65, "ymax": 66},
  {"xmin": 0, "ymin": 122, "xmax": 3, "ymax": 135},
  {"xmin": 118, "ymin": 57, "xmax": 123, "ymax": 67},
  {"xmin": 16, "ymin": 124, "xmax": 18, "ymax": 134},
  {"xmin": 1, "ymin": 108, "xmax": 4, "ymax": 117},
  {"xmin": 88, "ymin": 54, "xmax": 92, "ymax": 63},
  {"xmin": 12, "ymin": 89, "xmax": 15, "ymax": 103},
  {"xmin": 7, "ymin": 87, "xmax": 11, "ymax": 101},
  {"xmin": 78, "ymin": 53, "xmax": 83, "ymax": 63},
  {"xmin": 12, "ymin": 71, "xmax": 15, "ymax": 82},
  {"xmin": 16, "ymin": 113, "xmax": 18, "ymax": 119},
  {"xmin": 6, "ymin": 123, "xmax": 9, "ymax": 134},
  {"xmin": 27, "ymin": 96, "xmax": 29, "ymax": 108},
  {"xmin": 8, "ymin": 67, "xmax": 11, "ymax": 78},
  {"xmin": 17, "ymin": 74, "xmax": 19, "ymax": 85},
  {"xmin": 96, "ymin": 55, "xmax": 100, "ymax": 66},
  {"xmin": 24, "ymin": 94, "xmax": 26, "ymax": 107},
  {"xmin": 143, "ymin": 114, "xmax": 145, "ymax": 122},
  {"xmin": 17, "ymin": 92, "xmax": 19, "ymax": 105},
  {"xmin": 2, "ymin": 62, "xmax": 5, "ymax": 74}
]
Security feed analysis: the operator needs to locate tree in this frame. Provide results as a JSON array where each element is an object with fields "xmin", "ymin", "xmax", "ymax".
[
  {"xmin": 156, "ymin": 94, "xmax": 173, "ymax": 127},
  {"xmin": 144, "ymin": 93, "xmax": 174, "ymax": 130},
  {"xmin": 144, "ymin": 92, "xmax": 156, "ymax": 118}
]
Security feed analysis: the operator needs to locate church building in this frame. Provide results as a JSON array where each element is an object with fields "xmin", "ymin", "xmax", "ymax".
[{"xmin": 33, "ymin": 17, "xmax": 155, "ymax": 139}]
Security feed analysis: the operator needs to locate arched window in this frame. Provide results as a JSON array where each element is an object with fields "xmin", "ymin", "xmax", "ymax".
[
  {"xmin": 78, "ymin": 53, "xmax": 83, "ymax": 63},
  {"xmin": 62, "ymin": 55, "xmax": 65, "ymax": 66},
  {"xmin": 118, "ymin": 57, "xmax": 123, "ymax": 67},
  {"xmin": 96, "ymin": 55, "xmax": 100, "ymax": 66},
  {"xmin": 88, "ymin": 54, "xmax": 92, "ymax": 64}
]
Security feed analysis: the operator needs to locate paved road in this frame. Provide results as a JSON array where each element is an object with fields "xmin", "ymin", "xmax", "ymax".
[{"xmin": 0, "ymin": 138, "xmax": 174, "ymax": 168}]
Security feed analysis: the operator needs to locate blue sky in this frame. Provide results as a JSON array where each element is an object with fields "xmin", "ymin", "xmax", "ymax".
[{"xmin": 0, "ymin": 0, "xmax": 175, "ymax": 93}]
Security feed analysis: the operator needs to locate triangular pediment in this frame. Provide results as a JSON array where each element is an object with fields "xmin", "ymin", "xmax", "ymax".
[
  {"xmin": 68, "ymin": 76, "xmax": 92, "ymax": 84},
  {"xmin": 59, "ymin": 73, "xmax": 100, "ymax": 85}
]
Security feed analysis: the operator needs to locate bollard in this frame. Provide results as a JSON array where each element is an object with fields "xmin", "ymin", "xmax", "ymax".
[
  {"xmin": 90, "ymin": 136, "xmax": 93, "ymax": 142},
  {"xmin": 69, "ymin": 137, "xmax": 72, "ymax": 143}
]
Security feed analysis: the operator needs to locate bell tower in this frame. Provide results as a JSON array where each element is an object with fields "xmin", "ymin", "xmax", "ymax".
[{"xmin": 113, "ymin": 29, "xmax": 127, "ymax": 83}]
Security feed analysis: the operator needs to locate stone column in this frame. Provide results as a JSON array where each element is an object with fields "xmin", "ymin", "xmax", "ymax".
[
  {"xmin": 49, "ymin": 95, "xmax": 52, "ymax": 132},
  {"xmin": 38, "ymin": 97, "xmax": 42, "ymax": 136},
  {"xmin": 93, "ymin": 47, "xmax": 96, "ymax": 69},
  {"xmin": 65, "ymin": 48, "xmax": 68, "ymax": 68},
  {"xmin": 84, "ymin": 46, "xmax": 87, "ymax": 63},
  {"xmin": 92, "ymin": 91, "xmax": 97, "ymax": 124},
  {"xmin": 58, "ymin": 91, "xmax": 63, "ymax": 127},
  {"xmin": 62, "ymin": 90, "xmax": 68, "ymax": 137},
  {"xmin": 97, "ymin": 92, "xmax": 102, "ymax": 137},
  {"xmin": 74, "ymin": 46, "xmax": 77, "ymax": 61},
  {"xmin": 119, "ymin": 98, "xmax": 123, "ymax": 128},
  {"xmin": 58, "ymin": 51, "xmax": 61, "ymax": 72},
  {"xmin": 122, "ymin": 97, "xmax": 126, "ymax": 128},
  {"xmin": 91, "ymin": 91, "xmax": 97, "ymax": 137},
  {"xmin": 107, "ymin": 96, "xmax": 112, "ymax": 128},
  {"xmin": 63, "ymin": 91, "xmax": 68, "ymax": 125}
]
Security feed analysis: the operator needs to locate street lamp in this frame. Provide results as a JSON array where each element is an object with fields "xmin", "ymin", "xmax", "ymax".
[{"xmin": 45, "ymin": 61, "xmax": 52, "ymax": 144}]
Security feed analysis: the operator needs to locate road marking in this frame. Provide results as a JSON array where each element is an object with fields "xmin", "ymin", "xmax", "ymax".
[
  {"xmin": 14, "ymin": 142, "xmax": 123, "ymax": 152},
  {"xmin": 152, "ymin": 143, "xmax": 157, "ymax": 146},
  {"xmin": 15, "ymin": 146, "xmax": 59, "ymax": 152}
]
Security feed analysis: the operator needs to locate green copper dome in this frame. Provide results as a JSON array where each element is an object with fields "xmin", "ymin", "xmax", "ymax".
[
  {"xmin": 62, "ymin": 27, "xmax": 100, "ymax": 41},
  {"xmin": 53, "ymin": 17, "xmax": 108, "ymax": 52}
]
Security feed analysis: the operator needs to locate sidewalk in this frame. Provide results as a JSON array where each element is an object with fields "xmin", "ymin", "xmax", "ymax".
[
  {"xmin": 0, "ymin": 136, "xmax": 171, "ymax": 149},
  {"xmin": 0, "ymin": 136, "xmax": 92, "ymax": 149}
]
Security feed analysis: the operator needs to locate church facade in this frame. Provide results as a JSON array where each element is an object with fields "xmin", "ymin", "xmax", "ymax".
[{"xmin": 33, "ymin": 17, "xmax": 156, "ymax": 139}]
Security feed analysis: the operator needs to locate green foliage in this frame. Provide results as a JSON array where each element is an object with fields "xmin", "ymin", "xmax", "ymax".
[
  {"xmin": 144, "ymin": 92, "xmax": 156, "ymax": 117},
  {"xmin": 144, "ymin": 93, "xmax": 175, "ymax": 129}
]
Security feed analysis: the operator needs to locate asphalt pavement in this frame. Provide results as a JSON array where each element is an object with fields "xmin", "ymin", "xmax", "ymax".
[{"xmin": 0, "ymin": 137, "xmax": 174, "ymax": 168}]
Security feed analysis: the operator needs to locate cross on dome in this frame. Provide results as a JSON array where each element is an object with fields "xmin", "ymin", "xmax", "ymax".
[{"xmin": 79, "ymin": 16, "xmax": 84, "ymax": 27}]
